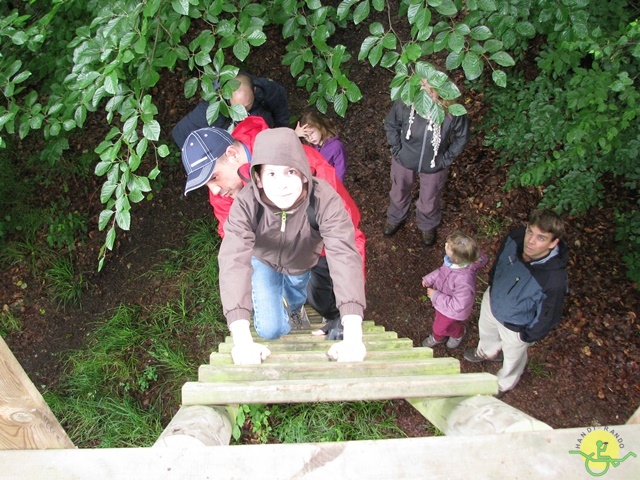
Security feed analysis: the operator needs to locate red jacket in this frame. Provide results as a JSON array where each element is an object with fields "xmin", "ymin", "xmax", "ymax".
[{"xmin": 208, "ymin": 116, "xmax": 366, "ymax": 271}]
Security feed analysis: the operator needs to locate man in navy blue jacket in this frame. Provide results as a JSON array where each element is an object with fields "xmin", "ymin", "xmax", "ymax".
[
  {"xmin": 464, "ymin": 209, "xmax": 569, "ymax": 397},
  {"xmin": 172, "ymin": 72, "xmax": 289, "ymax": 148}
]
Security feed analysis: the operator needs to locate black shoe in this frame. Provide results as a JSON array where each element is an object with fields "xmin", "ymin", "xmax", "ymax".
[
  {"xmin": 494, "ymin": 390, "xmax": 509, "ymax": 399},
  {"xmin": 383, "ymin": 222, "xmax": 403, "ymax": 237},
  {"xmin": 323, "ymin": 319, "xmax": 344, "ymax": 340},
  {"xmin": 421, "ymin": 229, "xmax": 436, "ymax": 246},
  {"xmin": 463, "ymin": 348, "xmax": 504, "ymax": 363}
]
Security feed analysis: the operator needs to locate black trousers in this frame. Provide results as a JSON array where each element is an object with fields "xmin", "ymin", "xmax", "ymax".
[{"xmin": 306, "ymin": 256, "xmax": 340, "ymax": 321}]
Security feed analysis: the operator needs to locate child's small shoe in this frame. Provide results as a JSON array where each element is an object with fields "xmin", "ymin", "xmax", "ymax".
[
  {"xmin": 422, "ymin": 334, "xmax": 446, "ymax": 348},
  {"xmin": 445, "ymin": 328, "xmax": 466, "ymax": 349}
]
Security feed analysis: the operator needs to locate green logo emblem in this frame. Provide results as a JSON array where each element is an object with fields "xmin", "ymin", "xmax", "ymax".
[{"xmin": 569, "ymin": 429, "xmax": 636, "ymax": 477}]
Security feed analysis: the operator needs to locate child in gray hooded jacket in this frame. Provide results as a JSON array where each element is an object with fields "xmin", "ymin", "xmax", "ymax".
[{"xmin": 218, "ymin": 127, "xmax": 366, "ymax": 364}]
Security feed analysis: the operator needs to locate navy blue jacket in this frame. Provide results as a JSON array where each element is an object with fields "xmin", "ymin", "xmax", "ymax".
[
  {"xmin": 489, "ymin": 226, "xmax": 569, "ymax": 343},
  {"xmin": 172, "ymin": 74, "xmax": 289, "ymax": 148}
]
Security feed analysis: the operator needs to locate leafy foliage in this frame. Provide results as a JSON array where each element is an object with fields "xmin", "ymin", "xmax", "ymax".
[
  {"xmin": 481, "ymin": 1, "xmax": 640, "ymax": 282},
  {"xmin": 0, "ymin": 0, "xmax": 638, "ymax": 281}
]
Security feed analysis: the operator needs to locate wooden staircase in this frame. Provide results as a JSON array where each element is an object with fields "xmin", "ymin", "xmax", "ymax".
[
  {"xmin": 2, "ymin": 311, "xmax": 640, "ymax": 479},
  {"xmin": 182, "ymin": 310, "xmax": 498, "ymax": 407}
]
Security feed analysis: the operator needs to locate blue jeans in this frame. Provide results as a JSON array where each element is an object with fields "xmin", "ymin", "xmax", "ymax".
[{"xmin": 251, "ymin": 257, "xmax": 311, "ymax": 340}]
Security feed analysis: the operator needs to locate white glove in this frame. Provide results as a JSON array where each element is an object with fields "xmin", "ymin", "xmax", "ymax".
[
  {"xmin": 229, "ymin": 320, "xmax": 271, "ymax": 365},
  {"xmin": 327, "ymin": 314, "xmax": 366, "ymax": 362}
]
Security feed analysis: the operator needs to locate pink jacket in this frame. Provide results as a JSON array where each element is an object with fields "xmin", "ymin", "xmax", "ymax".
[{"xmin": 423, "ymin": 252, "xmax": 488, "ymax": 320}]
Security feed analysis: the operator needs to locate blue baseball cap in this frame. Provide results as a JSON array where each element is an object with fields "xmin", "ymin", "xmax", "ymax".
[{"xmin": 181, "ymin": 127, "xmax": 234, "ymax": 195}]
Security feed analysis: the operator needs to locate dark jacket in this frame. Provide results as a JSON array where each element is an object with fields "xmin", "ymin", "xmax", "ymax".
[
  {"xmin": 488, "ymin": 227, "xmax": 569, "ymax": 343},
  {"xmin": 384, "ymin": 99, "xmax": 470, "ymax": 174},
  {"xmin": 218, "ymin": 128, "xmax": 365, "ymax": 326},
  {"xmin": 172, "ymin": 74, "xmax": 290, "ymax": 147}
]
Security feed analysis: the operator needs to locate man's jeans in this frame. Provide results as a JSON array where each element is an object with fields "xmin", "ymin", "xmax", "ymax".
[{"xmin": 251, "ymin": 257, "xmax": 311, "ymax": 340}]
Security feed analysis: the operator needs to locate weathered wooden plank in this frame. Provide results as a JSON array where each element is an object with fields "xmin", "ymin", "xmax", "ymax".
[
  {"xmin": 153, "ymin": 405, "xmax": 235, "ymax": 447},
  {"xmin": 224, "ymin": 331, "xmax": 397, "ymax": 344},
  {"xmin": 0, "ymin": 337, "xmax": 74, "ymax": 450},
  {"xmin": 209, "ymin": 347, "xmax": 434, "ymax": 365},
  {"xmin": 182, "ymin": 373, "xmax": 498, "ymax": 405},
  {"xmin": 408, "ymin": 395, "xmax": 552, "ymax": 435},
  {"xmin": 198, "ymin": 358, "xmax": 460, "ymax": 382},
  {"xmin": 3, "ymin": 426, "xmax": 639, "ymax": 479},
  {"xmin": 217, "ymin": 338, "xmax": 414, "ymax": 353}
]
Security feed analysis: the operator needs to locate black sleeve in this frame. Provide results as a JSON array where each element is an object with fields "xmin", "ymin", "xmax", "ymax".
[
  {"xmin": 383, "ymin": 100, "xmax": 403, "ymax": 158},
  {"xmin": 172, "ymin": 101, "xmax": 231, "ymax": 148},
  {"xmin": 252, "ymin": 77, "xmax": 290, "ymax": 128}
]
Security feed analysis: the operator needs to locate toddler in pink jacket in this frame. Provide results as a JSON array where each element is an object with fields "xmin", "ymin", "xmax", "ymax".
[{"xmin": 422, "ymin": 231, "xmax": 487, "ymax": 349}]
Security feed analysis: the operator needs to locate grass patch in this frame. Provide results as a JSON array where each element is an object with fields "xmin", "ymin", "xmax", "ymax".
[
  {"xmin": 46, "ymin": 219, "xmax": 227, "ymax": 448},
  {"xmin": 44, "ymin": 255, "xmax": 87, "ymax": 309},
  {"xmin": 474, "ymin": 214, "xmax": 512, "ymax": 239},
  {"xmin": 267, "ymin": 401, "xmax": 406, "ymax": 443},
  {"xmin": 0, "ymin": 310, "xmax": 22, "ymax": 337}
]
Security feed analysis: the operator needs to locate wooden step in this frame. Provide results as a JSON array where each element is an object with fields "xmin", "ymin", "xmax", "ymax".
[
  {"xmin": 182, "ymin": 373, "xmax": 498, "ymax": 405},
  {"xmin": 198, "ymin": 358, "xmax": 460, "ymax": 382},
  {"xmin": 224, "ymin": 330, "xmax": 397, "ymax": 344},
  {"xmin": 217, "ymin": 337, "xmax": 414, "ymax": 353},
  {"xmin": 209, "ymin": 347, "xmax": 434, "ymax": 365}
]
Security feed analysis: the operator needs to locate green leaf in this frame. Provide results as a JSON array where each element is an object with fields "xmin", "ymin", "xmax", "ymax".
[
  {"xmin": 195, "ymin": 51, "xmax": 212, "ymax": 66},
  {"xmin": 447, "ymin": 103, "xmax": 467, "ymax": 116},
  {"xmin": 104, "ymin": 71, "xmax": 118, "ymax": 95},
  {"xmin": 368, "ymin": 43, "xmax": 383, "ymax": 66},
  {"xmin": 333, "ymin": 93, "xmax": 347, "ymax": 117},
  {"xmin": 229, "ymin": 103, "xmax": 248, "ymax": 122},
  {"xmin": 370, "ymin": 22, "xmax": 384, "ymax": 36},
  {"xmin": 477, "ymin": 0, "xmax": 497, "ymax": 11},
  {"xmin": 435, "ymin": 0, "xmax": 458, "ymax": 16},
  {"xmin": 492, "ymin": 69, "xmax": 507, "ymax": 87},
  {"xmin": 143, "ymin": 120, "xmax": 161, "ymax": 141},
  {"xmin": 489, "ymin": 51, "xmax": 515, "ymax": 67},
  {"xmin": 445, "ymin": 51, "xmax": 464, "ymax": 70},
  {"xmin": 462, "ymin": 51, "xmax": 483, "ymax": 80},
  {"xmin": 403, "ymin": 43, "xmax": 423, "ymax": 62},
  {"xmin": 353, "ymin": 0, "xmax": 370, "ymax": 25},
  {"xmin": 359, "ymin": 36, "xmax": 378, "ymax": 60},
  {"xmin": 12, "ymin": 71, "xmax": 31, "ymax": 84},
  {"xmin": 99, "ymin": 209, "xmax": 114, "ymax": 230},
  {"xmin": 247, "ymin": 30, "xmax": 267, "ymax": 47},
  {"xmin": 123, "ymin": 115, "xmax": 138, "ymax": 138},
  {"xmin": 136, "ymin": 137, "xmax": 148, "ymax": 158},
  {"xmin": 290, "ymin": 55, "xmax": 305, "ymax": 76},
  {"xmin": 380, "ymin": 51, "xmax": 399, "ymax": 68},
  {"xmin": 382, "ymin": 33, "xmax": 397, "ymax": 50},
  {"xmin": 515, "ymin": 21, "xmax": 536, "ymax": 38},
  {"xmin": 233, "ymin": 39, "xmax": 250, "ymax": 61},
  {"xmin": 184, "ymin": 78, "xmax": 199, "ymax": 98},
  {"xmin": 129, "ymin": 188, "xmax": 144, "ymax": 203},
  {"xmin": 134, "ymin": 176, "xmax": 152, "ymax": 192},
  {"xmin": 149, "ymin": 166, "xmax": 161, "ymax": 180},
  {"xmin": 74, "ymin": 105, "xmax": 87, "ymax": 127},
  {"xmin": 116, "ymin": 208, "xmax": 131, "ymax": 231},
  {"xmin": 448, "ymin": 31, "xmax": 465, "ymax": 53},
  {"xmin": 172, "ymin": 0, "xmax": 190, "ymax": 16},
  {"xmin": 143, "ymin": 0, "xmax": 162, "ymax": 17},
  {"xmin": 129, "ymin": 153, "xmax": 141, "ymax": 173},
  {"xmin": 346, "ymin": 82, "xmax": 362, "ymax": 102},
  {"xmin": 470, "ymin": 25, "xmax": 492, "ymax": 41},
  {"xmin": 158, "ymin": 145, "xmax": 170, "ymax": 158},
  {"xmin": 105, "ymin": 227, "xmax": 116, "ymax": 253},
  {"xmin": 483, "ymin": 39, "xmax": 503, "ymax": 53}
]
